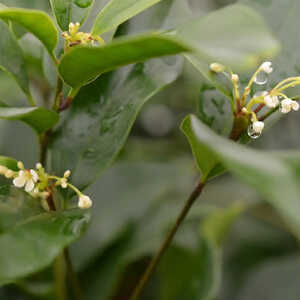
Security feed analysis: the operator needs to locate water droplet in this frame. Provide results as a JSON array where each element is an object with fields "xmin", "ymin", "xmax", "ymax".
[
  {"xmin": 254, "ymin": 71, "xmax": 268, "ymax": 85},
  {"xmin": 74, "ymin": 0, "xmax": 93, "ymax": 8},
  {"xmin": 253, "ymin": 91, "xmax": 268, "ymax": 98},
  {"xmin": 247, "ymin": 124, "xmax": 261, "ymax": 139}
]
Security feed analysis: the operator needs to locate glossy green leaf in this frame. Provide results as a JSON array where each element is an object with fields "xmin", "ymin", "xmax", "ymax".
[
  {"xmin": 0, "ymin": 211, "xmax": 89, "ymax": 285},
  {"xmin": 91, "ymin": 0, "xmax": 163, "ymax": 35},
  {"xmin": 0, "ymin": 7, "xmax": 58, "ymax": 58},
  {"xmin": 0, "ymin": 185, "xmax": 90, "ymax": 284},
  {"xmin": 182, "ymin": 115, "xmax": 300, "ymax": 240},
  {"xmin": 0, "ymin": 156, "xmax": 18, "ymax": 171},
  {"xmin": 0, "ymin": 105, "xmax": 59, "ymax": 134},
  {"xmin": 175, "ymin": 4, "xmax": 280, "ymax": 94},
  {"xmin": 51, "ymin": 51, "xmax": 184, "ymax": 189},
  {"xmin": 0, "ymin": 19, "xmax": 30, "ymax": 97},
  {"xmin": 49, "ymin": 0, "xmax": 94, "ymax": 31},
  {"xmin": 58, "ymin": 34, "xmax": 189, "ymax": 88}
]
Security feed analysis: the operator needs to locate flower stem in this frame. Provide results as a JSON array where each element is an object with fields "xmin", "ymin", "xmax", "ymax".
[{"xmin": 129, "ymin": 180, "xmax": 206, "ymax": 300}]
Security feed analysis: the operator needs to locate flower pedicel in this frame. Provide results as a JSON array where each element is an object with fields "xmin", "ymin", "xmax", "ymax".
[
  {"xmin": 0, "ymin": 162, "xmax": 92, "ymax": 210},
  {"xmin": 210, "ymin": 61, "xmax": 300, "ymax": 138}
]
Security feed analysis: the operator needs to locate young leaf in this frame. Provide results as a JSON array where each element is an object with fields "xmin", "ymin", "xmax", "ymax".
[
  {"xmin": 58, "ymin": 34, "xmax": 189, "ymax": 88},
  {"xmin": 175, "ymin": 4, "xmax": 280, "ymax": 95},
  {"xmin": 181, "ymin": 115, "xmax": 222, "ymax": 181},
  {"xmin": 0, "ymin": 156, "xmax": 18, "ymax": 170},
  {"xmin": 0, "ymin": 20, "xmax": 30, "ymax": 98},
  {"xmin": 91, "ymin": 0, "xmax": 163, "ymax": 36},
  {"xmin": 182, "ymin": 115, "xmax": 300, "ymax": 240},
  {"xmin": 49, "ymin": 0, "xmax": 94, "ymax": 31},
  {"xmin": 0, "ymin": 105, "xmax": 59, "ymax": 134},
  {"xmin": 0, "ymin": 7, "xmax": 58, "ymax": 58}
]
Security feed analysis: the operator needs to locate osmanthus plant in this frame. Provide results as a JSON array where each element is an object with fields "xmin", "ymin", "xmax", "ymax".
[{"xmin": 0, "ymin": 0, "xmax": 296, "ymax": 299}]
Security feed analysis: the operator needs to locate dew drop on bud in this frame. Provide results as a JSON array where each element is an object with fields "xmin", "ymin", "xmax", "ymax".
[
  {"xmin": 254, "ymin": 71, "xmax": 268, "ymax": 85},
  {"xmin": 247, "ymin": 124, "xmax": 261, "ymax": 139}
]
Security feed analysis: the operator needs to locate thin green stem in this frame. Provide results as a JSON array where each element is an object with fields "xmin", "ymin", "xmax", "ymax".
[
  {"xmin": 129, "ymin": 180, "xmax": 206, "ymax": 300},
  {"xmin": 64, "ymin": 248, "xmax": 84, "ymax": 300},
  {"xmin": 27, "ymin": 93, "xmax": 36, "ymax": 107},
  {"xmin": 53, "ymin": 76, "xmax": 64, "ymax": 112},
  {"xmin": 277, "ymin": 80, "xmax": 300, "ymax": 93},
  {"xmin": 273, "ymin": 76, "xmax": 300, "ymax": 90},
  {"xmin": 55, "ymin": 252, "xmax": 68, "ymax": 300}
]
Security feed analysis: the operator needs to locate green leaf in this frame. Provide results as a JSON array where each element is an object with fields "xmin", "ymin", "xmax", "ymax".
[
  {"xmin": 0, "ymin": 156, "xmax": 18, "ymax": 171},
  {"xmin": 181, "ymin": 115, "xmax": 222, "ymax": 180},
  {"xmin": 159, "ymin": 241, "xmax": 220, "ymax": 300},
  {"xmin": 201, "ymin": 203, "xmax": 245, "ymax": 247},
  {"xmin": 0, "ymin": 7, "xmax": 58, "ymax": 58},
  {"xmin": 0, "ymin": 19, "xmax": 30, "ymax": 97},
  {"xmin": 58, "ymin": 34, "xmax": 189, "ymax": 88},
  {"xmin": 182, "ymin": 115, "xmax": 300, "ymax": 240},
  {"xmin": 0, "ymin": 105, "xmax": 59, "ymax": 134},
  {"xmin": 49, "ymin": 0, "xmax": 94, "ymax": 31},
  {"xmin": 175, "ymin": 4, "xmax": 280, "ymax": 94},
  {"xmin": 0, "ymin": 210, "xmax": 89, "ymax": 285},
  {"xmin": 0, "ymin": 185, "xmax": 90, "ymax": 284},
  {"xmin": 159, "ymin": 203, "xmax": 244, "ymax": 300},
  {"xmin": 51, "ymin": 52, "xmax": 184, "ymax": 189},
  {"xmin": 91, "ymin": 0, "xmax": 163, "ymax": 36},
  {"xmin": 51, "ymin": 0, "xmax": 189, "ymax": 188}
]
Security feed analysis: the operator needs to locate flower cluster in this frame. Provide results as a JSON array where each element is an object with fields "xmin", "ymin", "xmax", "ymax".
[
  {"xmin": 0, "ymin": 162, "xmax": 92, "ymax": 210},
  {"xmin": 62, "ymin": 22, "xmax": 104, "ymax": 49},
  {"xmin": 210, "ymin": 61, "xmax": 300, "ymax": 138}
]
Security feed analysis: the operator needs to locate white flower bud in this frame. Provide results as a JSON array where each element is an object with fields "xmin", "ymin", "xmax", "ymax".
[
  {"xmin": 252, "ymin": 121, "xmax": 264, "ymax": 134},
  {"xmin": 210, "ymin": 63, "xmax": 225, "ymax": 73},
  {"xmin": 264, "ymin": 95, "xmax": 279, "ymax": 108},
  {"xmin": 279, "ymin": 98, "xmax": 299, "ymax": 113},
  {"xmin": 260, "ymin": 61, "xmax": 273, "ymax": 74},
  {"xmin": 17, "ymin": 161, "xmax": 24, "ymax": 170},
  {"xmin": 64, "ymin": 170, "xmax": 71, "ymax": 178},
  {"xmin": 36, "ymin": 163, "xmax": 42, "ymax": 170},
  {"xmin": 78, "ymin": 195, "xmax": 92, "ymax": 209},
  {"xmin": 292, "ymin": 101, "xmax": 299, "ymax": 111},
  {"xmin": 231, "ymin": 73, "xmax": 239, "ymax": 83}
]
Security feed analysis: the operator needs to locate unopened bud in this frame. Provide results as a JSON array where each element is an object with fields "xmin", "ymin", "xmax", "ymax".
[{"xmin": 210, "ymin": 62, "xmax": 225, "ymax": 73}]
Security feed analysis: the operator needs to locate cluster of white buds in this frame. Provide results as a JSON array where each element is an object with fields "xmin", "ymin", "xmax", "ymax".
[
  {"xmin": 210, "ymin": 61, "xmax": 300, "ymax": 138},
  {"xmin": 0, "ymin": 162, "xmax": 92, "ymax": 210},
  {"xmin": 62, "ymin": 22, "xmax": 104, "ymax": 49}
]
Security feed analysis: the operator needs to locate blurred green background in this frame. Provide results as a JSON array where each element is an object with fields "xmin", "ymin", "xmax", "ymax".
[{"xmin": 0, "ymin": 0, "xmax": 300, "ymax": 299}]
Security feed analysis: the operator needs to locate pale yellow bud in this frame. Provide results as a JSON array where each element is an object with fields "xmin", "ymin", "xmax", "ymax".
[
  {"xmin": 5, "ymin": 170, "xmax": 15, "ymax": 178},
  {"xmin": 0, "ymin": 165, "xmax": 8, "ymax": 175},
  {"xmin": 210, "ymin": 62, "xmax": 225, "ymax": 73},
  {"xmin": 17, "ymin": 161, "xmax": 24, "ymax": 170}
]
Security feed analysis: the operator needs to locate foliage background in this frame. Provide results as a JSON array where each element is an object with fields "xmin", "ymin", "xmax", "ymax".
[{"xmin": 0, "ymin": 0, "xmax": 299, "ymax": 299}]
